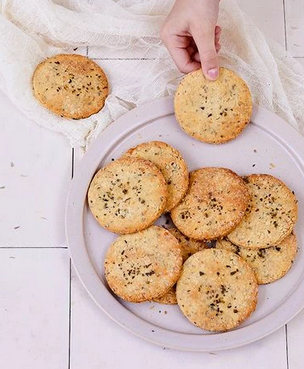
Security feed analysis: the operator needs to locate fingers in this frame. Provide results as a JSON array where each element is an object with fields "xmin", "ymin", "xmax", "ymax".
[
  {"xmin": 215, "ymin": 25, "xmax": 221, "ymax": 39},
  {"xmin": 193, "ymin": 52, "xmax": 201, "ymax": 63},
  {"xmin": 193, "ymin": 27, "xmax": 221, "ymax": 62},
  {"xmin": 215, "ymin": 25, "xmax": 221, "ymax": 53},
  {"xmin": 161, "ymin": 23, "xmax": 222, "ymax": 77},
  {"xmin": 161, "ymin": 31, "xmax": 201, "ymax": 74},
  {"xmin": 192, "ymin": 23, "xmax": 220, "ymax": 80}
]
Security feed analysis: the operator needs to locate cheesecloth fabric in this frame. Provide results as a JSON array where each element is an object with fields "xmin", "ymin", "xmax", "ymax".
[{"xmin": 0, "ymin": 0, "xmax": 303, "ymax": 148}]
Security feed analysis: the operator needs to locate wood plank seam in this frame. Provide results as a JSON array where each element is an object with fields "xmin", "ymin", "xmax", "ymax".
[
  {"xmin": 68, "ymin": 145, "xmax": 75, "ymax": 369},
  {"xmin": 285, "ymin": 324, "xmax": 290, "ymax": 369},
  {"xmin": 0, "ymin": 246, "xmax": 68, "ymax": 249},
  {"xmin": 282, "ymin": 0, "xmax": 288, "ymax": 52},
  {"xmin": 68, "ymin": 259, "xmax": 72, "ymax": 369}
]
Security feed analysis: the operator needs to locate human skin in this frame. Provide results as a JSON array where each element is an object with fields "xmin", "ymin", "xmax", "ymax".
[{"xmin": 161, "ymin": 0, "xmax": 221, "ymax": 80}]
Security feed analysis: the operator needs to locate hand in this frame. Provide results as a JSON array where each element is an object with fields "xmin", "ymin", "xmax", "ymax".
[{"xmin": 161, "ymin": 0, "xmax": 221, "ymax": 80}]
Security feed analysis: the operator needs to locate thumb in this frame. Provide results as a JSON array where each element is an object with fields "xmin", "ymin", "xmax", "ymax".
[{"xmin": 192, "ymin": 25, "xmax": 219, "ymax": 80}]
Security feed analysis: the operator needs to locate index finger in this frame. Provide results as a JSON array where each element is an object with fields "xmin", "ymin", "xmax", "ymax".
[{"xmin": 163, "ymin": 34, "xmax": 201, "ymax": 74}]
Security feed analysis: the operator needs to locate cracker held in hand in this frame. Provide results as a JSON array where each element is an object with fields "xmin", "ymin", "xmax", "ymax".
[
  {"xmin": 176, "ymin": 249, "xmax": 258, "ymax": 332},
  {"xmin": 88, "ymin": 157, "xmax": 167, "ymax": 234},
  {"xmin": 153, "ymin": 228, "xmax": 207, "ymax": 305},
  {"xmin": 171, "ymin": 167, "xmax": 250, "ymax": 240},
  {"xmin": 216, "ymin": 232, "xmax": 297, "ymax": 284},
  {"xmin": 174, "ymin": 68, "xmax": 252, "ymax": 144},
  {"xmin": 126, "ymin": 141, "xmax": 189, "ymax": 212},
  {"xmin": 227, "ymin": 174, "xmax": 298, "ymax": 248},
  {"xmin": 32, "ymin": 54, "xmax": 108, "ymax": 119},
  {"xmin": 104, "ymin": 226, "xmax": 183, "ymax": 302}
]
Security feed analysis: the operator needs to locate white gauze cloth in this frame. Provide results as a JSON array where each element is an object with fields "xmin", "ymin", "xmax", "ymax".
[{"xmin": 0, "ymin": 0, "xmax": 303, "ymax": 149}]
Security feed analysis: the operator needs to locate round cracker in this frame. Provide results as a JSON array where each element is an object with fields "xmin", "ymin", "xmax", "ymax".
[
  {"xmin": 216, "ymin": 232, "xmax": 297, "ymax": 284},
  {"xmin": 32, "ymin": 54, "xmax": 108, "ymax": 119},
  {"xmin": 167, "ymin": 228, "xmax": 208, "ymax": 261},
  {"xmin": 153, "ymin": 228, "xmax": 207, "ymax": 305},
  {"xmin": 171, "ymin": 167, "xmax": 250, "ymax": 240},
  {"xmin": 152, "ymin": 285, "xmax": 177, "ymax": 305},
  {"xmin": 174, "ymin": 68, "xmax": 252, "ymax": 144},
  {"xmin": 227, "ymin": 174, "xmax": 298, "ymax": 248},
  {"xmin": 176, "ymin": 249, "xmax": 258, "ymax": 332},
  {"xmin": 104, "ymin": 226, "xmax": 183, "ymax": 302},
  {"xmin": 125, "ymin": 141, "xmax": 189, "ymax": 212},
  {"xmin": 88, "ymin": 157, "xmax": 167, "ymax": 234}
]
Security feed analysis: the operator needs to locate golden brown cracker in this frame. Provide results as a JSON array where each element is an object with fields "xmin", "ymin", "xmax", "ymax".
[
  {"xmin": 104, "ymin": 226, "xmax": 183, "ymax": 302},
  {"xmin": 227, "ymin": 174, "xmax": 298, "ymax": 248},
  {"xmin": 126, "ymin": 141, "xmax": 189, "ymax": 212},
  {"xmin": 171, "ymin": 167, "xmax": 250, "ymax": 240},
  {"xmin": 176, "ymin": 249, "xmax": 258, "ymax": 332},
  {"xmin": 174, "ymin": 68, "xmax": 252, "ymax": 144},
  {"xmin": 33, "ymin": 54, "xmax": 108, "ymax": 119},
  {"xmin": 88, "ymin": 157, "xmax": 167, "ymax": 234}
]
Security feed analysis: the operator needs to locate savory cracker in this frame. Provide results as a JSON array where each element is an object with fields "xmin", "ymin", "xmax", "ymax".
[
  {"xmin": 126, "ymin": 141, "xmax": 189, "ymax": 212},
  {"xmin": 171, "ymin": 167, "xmax": 250, "ymax": 240},
  {"xmin": 33, "ymin": 54, "xmax": 108, "ymax": 119},
  {"xmin": 104, "ymin": 226, "xmax": 183, "ymax": 302},
  {"xmin": 174, "ymin": 68, "xmax": 252, "ymax": 144},
  {"xmin": 167, "ymin": 228, "xmax": 208, "ymax": 261},
  {"xmin": 227, "ymin": 174, "xmax": 298, "ymax": 248},
  {"xmin": 152, "ymin": 285, "xmax": 178, "ymax": 305},
  {"xmin": 216, "ymin": 232, "xmax": 297, "ymax": 284},
  {"xmin": 153, "ymin": 228, "xmax": 207, "ymax": 305},
  {"xmin": 88, "ymin": 157, "xmax": 167, "ymax": 234},
  {"xmin": 176, "ymin": 249, "xmax": 258, "ymax": 332}
]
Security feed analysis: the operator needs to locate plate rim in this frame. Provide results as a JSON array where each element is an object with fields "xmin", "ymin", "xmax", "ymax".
[{"xmin": 65, "ymin": 96, "xmax": 304, "ymax": 351}]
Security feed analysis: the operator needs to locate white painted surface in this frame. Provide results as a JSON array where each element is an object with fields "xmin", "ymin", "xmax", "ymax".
[
  {"xmin": 236, "ymin": 0, "xmax": 285, "ymax": 46},
  {"xmin": 285, "ymin": 0, "xmax": 304, "ymax": 56},
  {"xmin": 0, "ymin": 249, "xmax": 69, "ymax": 369},
  {"xmin": 0, "ymin": 93, "xmax": 71, "ymax": 247},
  {"xmin": 0, "ymin": 0, "xmax": 304, "ymax": 367},
  {"xmin": 288, "ymin": 309, "xmax": 304, "ymax": 369}
]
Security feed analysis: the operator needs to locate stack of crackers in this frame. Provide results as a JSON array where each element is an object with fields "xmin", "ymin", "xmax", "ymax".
[
  {"xmin": 86, "ymin": 68, "xmax": 298, "ymax": 333},
  {"xmin": 34, "ymin": 55, "xmax": 297, "ymax": 333},
  {"xmin": 88, "ymin": 140, "xmax": 298, "ymax": 332}
]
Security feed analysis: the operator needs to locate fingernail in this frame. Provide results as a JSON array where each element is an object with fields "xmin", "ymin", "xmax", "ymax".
[{"xmin": 207, "ymin": 68, "xmax": 219, "ymax": 80}]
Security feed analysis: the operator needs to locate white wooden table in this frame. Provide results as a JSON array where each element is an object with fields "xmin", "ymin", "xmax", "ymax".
[{"xmin": 1, "ymin": 1, "xmax": 304, "ymax": 368}]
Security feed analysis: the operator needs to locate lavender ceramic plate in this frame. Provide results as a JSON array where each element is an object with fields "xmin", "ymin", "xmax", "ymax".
[{"xmin": 66, "ymin": 97, "xmax": 304, "ymax": 351}]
